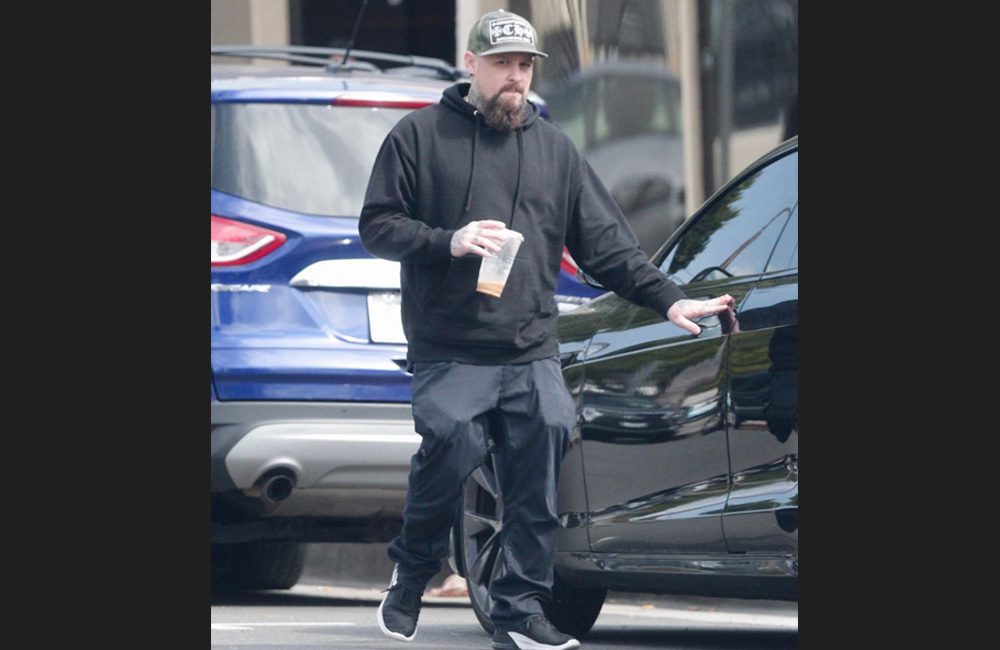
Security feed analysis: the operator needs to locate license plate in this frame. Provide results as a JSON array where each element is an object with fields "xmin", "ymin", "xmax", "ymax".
[{"xmin": 367, "ymin": 291, "xmax": 406, "ymax": 344}]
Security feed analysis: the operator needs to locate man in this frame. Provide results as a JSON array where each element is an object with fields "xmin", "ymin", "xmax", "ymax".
[{"xmin": 360, "ymin": 10, "xmax": 732, "ymax": 650}]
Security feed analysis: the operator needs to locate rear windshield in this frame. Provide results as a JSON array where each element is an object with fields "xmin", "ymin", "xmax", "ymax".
[{"xmin": 211, "ymin": 103, "xmax": 413, "ymax": 217}]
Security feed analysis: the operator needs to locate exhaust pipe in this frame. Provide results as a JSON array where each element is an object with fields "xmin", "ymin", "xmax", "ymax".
[{"xmin": 256, "ymin": 472, "xmax": 296, "ymax": 505}]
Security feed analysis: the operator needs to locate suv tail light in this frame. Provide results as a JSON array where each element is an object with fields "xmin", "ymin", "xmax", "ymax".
[
  {"xmin": 211, "ymin": 215, "xmax": 286, "ymax": 266},
  {"xmin": 560, "ymin": 247, "xmax": 579, "ymax": 276},
  {"xmin": 331, "ymin": 92, "xmax": 437, "ymax": 109}
]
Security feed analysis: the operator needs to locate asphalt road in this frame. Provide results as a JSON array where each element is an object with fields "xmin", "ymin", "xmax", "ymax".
[{"xmin": 211, "ymin": 583, "xmax": 798, "ymax": 649}]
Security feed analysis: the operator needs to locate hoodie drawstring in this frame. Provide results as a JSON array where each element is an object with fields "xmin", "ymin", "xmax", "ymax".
[
  {"xmin": 463, "ymin": 109, "xmax": 524, "ymax": 230},
  {"xmin": 464, "ymin": 113, "xmax": 480, "ymax": 213},
  {"xmin": 510, "ymin": 128, "xmax": 523, "ymax": 229}
]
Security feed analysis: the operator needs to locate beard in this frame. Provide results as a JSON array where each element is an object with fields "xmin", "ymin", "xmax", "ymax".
[{"xmin": 468, "ymin": 82, "xmax": 526, "ymax": 132}]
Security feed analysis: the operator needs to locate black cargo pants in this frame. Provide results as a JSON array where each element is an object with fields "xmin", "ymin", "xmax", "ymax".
[{"xmin": 387, "ymin": 357, "xmax": 576, "ymax": 626}]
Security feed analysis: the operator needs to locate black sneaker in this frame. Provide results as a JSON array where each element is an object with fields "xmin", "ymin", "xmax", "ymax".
[
  {"xmin": 377, "ymin": 565, "xmax": 422, "ymax": 642},
  {"xmin": 491, "ymin": 614, "xmax": 580, "ymax": 650}
]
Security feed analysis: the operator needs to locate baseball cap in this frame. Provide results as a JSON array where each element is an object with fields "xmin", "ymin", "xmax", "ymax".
[{"xmin": 467, "ymin": 9, "xmax": 548, "ymax": 59}]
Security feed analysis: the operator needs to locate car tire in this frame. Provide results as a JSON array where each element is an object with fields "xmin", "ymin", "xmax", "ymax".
[
  {"xmin": 211, "ymin": 540, "xmax": 306, "ymax": 591},
  {"xmin": 454, "ymin": 452, "xmax": 606, "ymax": 638}
]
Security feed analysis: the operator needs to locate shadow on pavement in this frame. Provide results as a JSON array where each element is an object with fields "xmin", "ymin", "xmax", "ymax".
[
  {"xmin": 210, "ymin": 588, "xmax": 464, "ymax": 608},
  {"xmin": 211, "ymin": 589, "xmax": 360, "ymax": 607},
  {"xmin": 584, "ymin": 627, "xmax": 797, "ymax": 648}
]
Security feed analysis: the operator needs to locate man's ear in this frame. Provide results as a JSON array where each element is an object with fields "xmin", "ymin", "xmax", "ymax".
[{"xmin": 464, "ymin": 51, "xmax": 476, "ymax": 76}]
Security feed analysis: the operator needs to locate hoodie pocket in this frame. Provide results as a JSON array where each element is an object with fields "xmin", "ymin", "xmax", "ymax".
[
  {"xmin": 426, "ymin": 256, "xmax": 480, "ymax": 310},
  {"xmin": 422, "ymin": 254, "xmax": 542, "ymax": 348}
]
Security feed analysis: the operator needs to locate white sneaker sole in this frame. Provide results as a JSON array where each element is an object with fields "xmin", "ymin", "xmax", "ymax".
[
  {"xmin": 377, "ymin": 594, "xmax": 417, "ymax": 642},
  {"xmin": 506, "ymin": 631, "xmax": 580, "ymax": 650}
]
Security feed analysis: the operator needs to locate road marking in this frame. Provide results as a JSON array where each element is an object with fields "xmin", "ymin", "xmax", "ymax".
[
  {"xmin": 600, "ymin": 603, "xmax": 797, "ymax": 628},
  {"xmin": 212, "ymin": 622, "xmax": 356, "ymax": 629}
]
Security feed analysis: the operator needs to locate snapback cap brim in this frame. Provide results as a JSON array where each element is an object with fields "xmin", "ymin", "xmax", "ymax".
[{"xmin": 475, "ymin": 43, "xmax": 549, "ymax": 58}]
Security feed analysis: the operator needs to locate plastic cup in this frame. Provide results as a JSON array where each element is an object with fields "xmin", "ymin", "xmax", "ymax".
[{"xmin": 476, "ymin": 230, "xmax": 524, "ymax": 297}]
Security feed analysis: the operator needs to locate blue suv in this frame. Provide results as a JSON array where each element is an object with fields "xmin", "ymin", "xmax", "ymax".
[{"xmin": 211, "ymin": 46, "xmax": 599, "ymax": 590}]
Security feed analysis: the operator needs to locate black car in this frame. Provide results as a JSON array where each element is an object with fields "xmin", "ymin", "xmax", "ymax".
[{"xmin": 453, "ymin": 137, "xmax": 798, "ymax": 638}]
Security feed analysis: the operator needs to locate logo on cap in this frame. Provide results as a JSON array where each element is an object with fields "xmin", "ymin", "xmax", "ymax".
[{"xmin": 488, "ymin": 17, "xmax": 536, "ymax": 46}]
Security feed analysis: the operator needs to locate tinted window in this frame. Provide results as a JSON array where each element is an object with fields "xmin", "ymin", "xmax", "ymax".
[
  {"xmin": 659, "ymin": 151, "xmax": 796, "ymax": 284},
  {"xmin": 211, "ymin": 103, "xmax": 413, "ymax": 217},
  {"xmin": 766, "ymin": 209, "xmax": 798, "ymax": 272}
]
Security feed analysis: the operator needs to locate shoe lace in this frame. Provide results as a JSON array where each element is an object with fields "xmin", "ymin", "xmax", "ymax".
[
  {"xmin": 380, "ymin": 580, "xmax": 405, "ymax": 594},
  {"xmin": 382, "ymin": 584, "xmax": 421, "ymax": 611}
]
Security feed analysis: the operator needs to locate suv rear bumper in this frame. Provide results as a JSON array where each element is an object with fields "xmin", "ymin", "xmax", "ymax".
[{"xmin": 212, "ymin": 401, "xmax": 419, "ymax": 520}]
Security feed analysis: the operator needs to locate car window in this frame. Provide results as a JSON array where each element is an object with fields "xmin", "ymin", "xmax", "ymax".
[
  {"xmin": 659, "ymin": 151, "xmax": 796, "ymax": 284},
  {"xmin": 211, "ymin": 103, "xmax": 414, "ymax": 217},
  {"xmin": 765, "ymin": 208, "xmax": 798, "ymax": 272}
]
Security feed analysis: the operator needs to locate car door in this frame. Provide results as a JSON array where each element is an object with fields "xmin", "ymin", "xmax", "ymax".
[
  {"xmin": 579, "ymin": 147, "xmax": 797, "ymax": 554},
  {"xmin": 723, "ymin": 169, "xmax": 798, "ymax": 553}
]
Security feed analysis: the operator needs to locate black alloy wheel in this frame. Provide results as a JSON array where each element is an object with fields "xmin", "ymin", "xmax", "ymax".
[{"xmin": 454, "ymin": 452, "xmax": 607, "ymax": 638}]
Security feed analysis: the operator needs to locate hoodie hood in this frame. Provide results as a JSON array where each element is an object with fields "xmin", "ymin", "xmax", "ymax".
[{"xmin": 441, "ymin": 83, "xmax": 539, "ymax": 226}]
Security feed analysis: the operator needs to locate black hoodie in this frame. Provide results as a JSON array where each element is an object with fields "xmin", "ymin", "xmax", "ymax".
[{"xmin": 359, "ymin": 82, "xmax": 686, "ymax": 365}]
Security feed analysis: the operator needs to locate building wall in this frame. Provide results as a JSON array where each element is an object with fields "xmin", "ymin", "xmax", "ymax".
[
  {"xmin": 698, "ymin": 0, "xmax": 797, "ymax": 191},
  {"xmin": 211, "ymin": 0, "xmax": 289, "ymax": 44},
  {"xmin": 211, "ymin": 0, "xmax": 290, "ymax": 66},
  {"xmin": 211, "ymin": 0, "xmax": 797, "ymax": 234},
  {"xmin": 515, "ymin": 0, "xmax": 796, "ymax": 205}
]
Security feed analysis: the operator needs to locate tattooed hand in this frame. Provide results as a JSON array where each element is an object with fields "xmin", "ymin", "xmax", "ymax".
[{"xmin": 450, "ymin": 220, "xmax": 508, "ymax": 258}]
